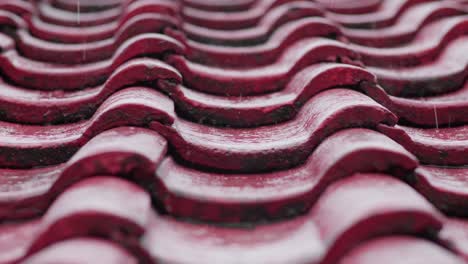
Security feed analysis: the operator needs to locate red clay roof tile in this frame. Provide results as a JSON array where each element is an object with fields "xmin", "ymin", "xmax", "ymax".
[{"xmin": 0, "ymin": 0, "xmax": 467, "ymax": 263}]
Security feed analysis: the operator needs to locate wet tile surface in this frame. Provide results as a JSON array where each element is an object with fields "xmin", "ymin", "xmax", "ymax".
[{"xmin": 0, "ymin": 0, "xmax": 467, "ymax": 263}]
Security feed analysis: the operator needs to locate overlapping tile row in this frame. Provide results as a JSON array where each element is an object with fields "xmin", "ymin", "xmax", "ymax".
[
  {"xmin": 0, "ymin": 0, "xmax": 467, "ymax": 263},
  {"xmin": 327, "ymin": 0, "xmax": 468, "ymax": 262},
  {"xmin": 333, "ymin": 0, "xmax": 468, "ymax": 215}
]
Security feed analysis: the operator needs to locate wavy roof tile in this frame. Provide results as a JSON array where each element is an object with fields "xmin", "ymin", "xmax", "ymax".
[{"xmin": 0, "ymin": 0, "xmax": 467, "ymax": 263}]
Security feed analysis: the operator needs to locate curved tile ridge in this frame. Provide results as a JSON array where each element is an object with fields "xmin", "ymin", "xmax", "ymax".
[
  {"xmin": 351, "ymin": 15, "xmax": 468, "ymax": 68},
  {"xmin": 0, "ymin": 176, "xmax": 151, "ymax": 264},
  {"xmin": 26, "ymin": 12, "xmax": 178, "ymax": 43},
  {"xmin": 22, "ymin": 238, "xmax": 137, "ymax": 264},
  {"xmin": 378, "ymin": 124, "xmax": 468, "ymax": 166},
  {"xmin": 179, "ymin": 25, "xmax": 342, "ymax": 68},
  {"xmin": 155, "ymin": 128, "xmax": 418, "ymax": 222},
  {"xmin": 143, "ymin": 211, "xmax": 324, "ymax": 264},
  {"xmin": 168, "ymin": 39, "xmax": 360, "ymax": 96},
  {"xmin": 413, "ymin": 165, "xmax": 468, "ymax": 216},
  {"xmin": 0, "ymin": 63, "xmax": 369, "ymax": 126},
  {"xmin": 179, "ymin": 10, "xmax": 468, "ymax": 69},
  {"xmin": 0, "ymin": 32, "xmax": 14, "ymax": 52},
  {"xmin": 0, "ymin": 58, "xmax": 179, "ymax": 124},
  {"xmin": 311, "ymin": 173, "xmax": 443, "ymax": 263},
  {"xmin": 316, "ymin": 0, "xmax": 382, "ymax": 14},
  {"xmin": 368, "ymin": 36, "xmax": 468, "ymax": 97},
  {"xmin": 12, "ymin": 11, "xmax": 179, "ymax": 44},
  {"xmin": 338, "ymin": 236, "xmax": 464, "ymax": 264},
  {"xmin": 181, "ymin": 0, "xmax": 323, "ymax": 30},
  {"xmin": 184, "ymin": 0, "xmax": 381, "ymax": 14},
  {"xmin": 183, "ymin": 16, "xmax": 338, "ymax": 46},
  {"xmin": 52, "ymin": 0, "xmax": 125, "ymax": 12},
  {"xmin": 343, "ymin": 1, "xmax": 468, "ymax": 47},
  {"xmin": 0, "ymin": 87, "xmax": 174, "ymax": 168},
  {"xmin": 181, "ymin": 0, "xmax": 377, "ymax": 30},
  {"xmin": 162, "ymin": 63, "xmax": 374, "ymax": 127},
  {"xmin": 440, "ymin": 218, "xmax": 468, "ymax": 261},
  {"xmin": 143, "ymin": 173, "xmax": 442, "ymax": 263},
  {"xmin": 37, "ymin": 0, "xmax": 179, "ymax": 27},
  {"xmin": 17, "ymin": 28, "xmax": 185, "ymax": 65},
  {"xmin": 0, "ymin": 75, "xmax": 390, "ymax": 171},
  {"xmin": 362, "ymin": 81, "xmax": 468, "ymax": 126},
  {"xmin": 0, "ymin": 9, "xmax": 27, "ymax": 29},
  {"xmin": 0, "ymin": 0, "xmax": 33, "ymax": 17},
  {"xmin": 150, "ymin": 88, "xmax": 397, "ymax": 172},
  {"xmin": 0, "ymin": 34, "xmax": 184, "ymax": 91},
  {"xmin": 173, "ymin": 19, "xmax": 342, "ymax": 67},
  {"xmin": 326, "ymin": 0, "xmax": 436, "ymax": 28},
  {"xmin": 0, "ymin": 126, "xmax": 167, "ymax": 220},
  {"xmin": 181, "ymin": 0, "xmax": 256, "ymax": 12},
  {"xmin": 17, "ymin": 6, "xmax": 336, "ymax": 66},
  {"xmin": 0, "ymin": 10, "xmax": 179, "ymax": 63},
  {"xmin": 37, "ymin": 0, "xmax": 121, "ymax": 27}
]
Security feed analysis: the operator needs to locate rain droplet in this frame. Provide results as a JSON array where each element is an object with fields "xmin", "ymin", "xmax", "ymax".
[{"xmin": 77, "ymin": 0, "xmax": 81, "ymax": 25}]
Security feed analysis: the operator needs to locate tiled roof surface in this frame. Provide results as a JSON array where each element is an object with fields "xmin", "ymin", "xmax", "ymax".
[{"xmin": 0, "ymin": 0, "xmax": 467, "ymax": 263}]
